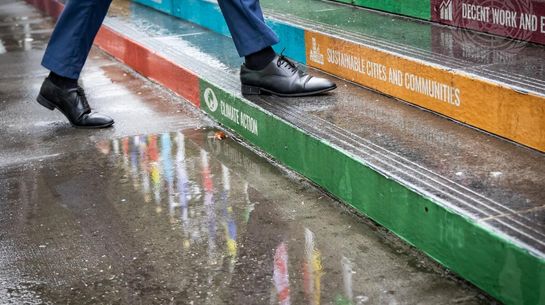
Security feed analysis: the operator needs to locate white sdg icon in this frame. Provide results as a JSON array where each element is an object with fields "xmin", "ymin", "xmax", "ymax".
[{"xmin": 204, "ymin": 87, "xmax": 218, "ymax": 112}]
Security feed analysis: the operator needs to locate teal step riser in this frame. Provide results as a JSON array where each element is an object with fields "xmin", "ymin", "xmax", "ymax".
[{"xmin": 133, "ymin": 0, "xmax": 307, "ymax": 63}]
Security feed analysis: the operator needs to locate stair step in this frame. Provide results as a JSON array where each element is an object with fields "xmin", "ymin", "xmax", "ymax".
[
  {"xmin": 28, "ymin": 0, "xmax": 545, "ymax": 304},
  {"xmin": 135, "ymin": 0, "xmax": 545, "ymax": 152},
  {"xmin": 331, "ymin": 0, "xmax": 430, "ymax": 20},
  {"xmin": 331, "ymin": 0, "xmax": 545, "ymax": 46}
]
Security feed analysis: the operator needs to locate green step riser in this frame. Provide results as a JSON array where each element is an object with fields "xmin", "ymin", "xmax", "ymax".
[
  {"xmin": 198, "ymin": 79, "xmax": 545, "ymax": 305},
  {"xmin": 331, "ymin": 0, "xmax": 431, "ymax": 20}
]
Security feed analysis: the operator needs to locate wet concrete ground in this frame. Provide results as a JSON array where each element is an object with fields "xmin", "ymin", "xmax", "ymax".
[
  {"xmin": 0, "ymin": 0, "xmax": 204, "ymax": 168},
  {"xmin": 0, "ymin": 1, "xmax": 495, "ymax": 304}
]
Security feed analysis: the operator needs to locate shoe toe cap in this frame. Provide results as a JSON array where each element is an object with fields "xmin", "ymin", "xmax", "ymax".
[
  {"xmin": 306, "ymin": 77, "xmax": 336, "ymax": 92},
  {"xmin": 79, "ymin": 113, "xmax": 114, "ymax": 128}
]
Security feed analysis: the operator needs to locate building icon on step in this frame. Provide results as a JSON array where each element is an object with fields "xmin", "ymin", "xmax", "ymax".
[
  {"xmin": 440, "ymin": 0, "xmax": 453, "ymax": 21},
  {"xmin": 309, "ymin": 37, "xmax": 324, "ymax": 65}
]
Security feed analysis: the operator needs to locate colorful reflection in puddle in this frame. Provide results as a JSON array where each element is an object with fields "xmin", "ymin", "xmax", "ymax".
[
  {"xmin": 0, "ymin": 127, "xmax": 488, "ymax": 304},
  {"xmin": 96, "ymin": 129, "xmax": 368, "ymax": 304},
  {"xmin": 103, "ymin": 131, "xmax": 244, "ymax": 262}
]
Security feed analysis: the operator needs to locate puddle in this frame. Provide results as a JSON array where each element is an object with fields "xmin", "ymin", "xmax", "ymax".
[{"xmin": 0, "ymin": 129, "xmax": 491, "ymax": 304}]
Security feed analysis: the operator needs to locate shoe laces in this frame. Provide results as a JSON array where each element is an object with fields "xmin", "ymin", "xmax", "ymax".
[
  {"xmin": 276, "ymin": 50, "xmax": 313, "ymax": 85},
  {"xmin": 76, "ymin": 86, "xmax": 91, "ymax": 113},
  {"xmin": 277, "ymin": 49, "xmax": 299, "ymax": 73}
]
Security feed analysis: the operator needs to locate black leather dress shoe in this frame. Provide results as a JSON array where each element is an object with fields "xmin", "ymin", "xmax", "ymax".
[
  {"xmin": 240, "ymin": 54, "xmax": 336, "ymax": 97},
  {"xmin": 37, "ymin": 78, "xmax": 114, "ymax": 129}
]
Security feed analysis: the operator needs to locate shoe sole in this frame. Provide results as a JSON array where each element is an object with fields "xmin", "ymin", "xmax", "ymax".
[
  {"xmin": 241, "ymin": 84, "xmax": 337, "ymax": 97},
  {"xmin": 36, "ymin": 94, "xmax": 114, "ymax": 129}
]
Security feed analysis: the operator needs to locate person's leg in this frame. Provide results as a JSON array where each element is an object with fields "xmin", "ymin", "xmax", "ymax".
[
  {"xmin": 217, "ymin": 0, "xmax": 279, "ymax": 59},
  {"xmin": 37, "ymin": 0, "xmax": 114, "ymax": 128},
  {"xmin": 42, "ymin": 0, "xmax": 113, "ymax": 80},
  {"xmin": 218, "ymin": 0, "xmax": 336, "ymax": 96}
]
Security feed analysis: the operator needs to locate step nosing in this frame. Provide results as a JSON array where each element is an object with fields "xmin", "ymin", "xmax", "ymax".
[
  {"xmin": 475, "ymin": 69, "xmax": 545, "ymax": 93},
  {"xmin": 480, "ymin": 219, "xmax": 545, "ymax": 257}
]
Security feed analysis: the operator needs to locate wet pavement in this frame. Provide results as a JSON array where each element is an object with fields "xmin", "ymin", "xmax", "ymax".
[
  {"xmin": 0, "ymin": 1, "xmax": 495, "ymax": 304},
  {"xmin": 0, "ymin": 0, "xmax": 205, "ymax": 168},
  {"xmin": 1, "ymin": 127, "xmax": 495, "ymax": 305}
]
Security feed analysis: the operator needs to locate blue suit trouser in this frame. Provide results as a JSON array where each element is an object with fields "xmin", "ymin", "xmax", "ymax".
[{"xmin": 42, "ymin": 0, "xmax": 280, "ymax": 79}]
